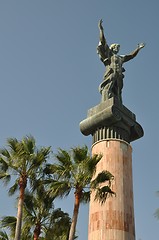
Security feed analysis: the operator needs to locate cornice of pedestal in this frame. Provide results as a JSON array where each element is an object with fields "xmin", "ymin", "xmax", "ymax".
[{"xmin": 79, "ymin": 97, "xmax": 144, "ymax": 143}]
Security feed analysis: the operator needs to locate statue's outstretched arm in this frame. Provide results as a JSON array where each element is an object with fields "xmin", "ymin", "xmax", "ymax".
[{"xmin": 123, "ymin": 43, "xmax": 145, "ymax": 62}]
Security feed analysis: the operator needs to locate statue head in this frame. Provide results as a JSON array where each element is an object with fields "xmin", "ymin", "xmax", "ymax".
[{"xmin": 110, "ymin": 43, "xmax": 120, "ymax": 54}]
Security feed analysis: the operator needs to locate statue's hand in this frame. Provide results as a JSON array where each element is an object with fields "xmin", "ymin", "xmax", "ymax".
[
  {"xmin": 98, "ymin": 19, "xmax": 104, "ymax": 30},
  {"xmin": 138, "ymin": 43, "xmax": 145, "ymax": 50}
]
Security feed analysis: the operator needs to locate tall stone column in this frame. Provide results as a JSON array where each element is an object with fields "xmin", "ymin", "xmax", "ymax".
[{"xmin": 80, "ymin": 97, "xmax": 143, "ymax": 240}]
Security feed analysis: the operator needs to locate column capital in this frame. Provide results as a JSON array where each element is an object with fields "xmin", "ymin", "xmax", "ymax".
[{"xmin": 80, "ymin": 97, "xmax": 143, "ymax": 143}]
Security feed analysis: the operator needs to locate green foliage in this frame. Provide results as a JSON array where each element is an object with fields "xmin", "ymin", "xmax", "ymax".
[
  {"xmin": 45, "ymin": 145, "xmax": 114, "ymax": 203},
  {"xmin": 21, "ymin": 185, "xmax": 72, "ymax": 239},
  {"xmin": 91, "ymin": 170, "xmax": 114, "ymax": 188},
  {"xmin": 94, "ymin": 186, "xmax": 115, "ymax": 204},
  {"xmin": 0, "ymin": 135, "xmax": 52, "ymax": 240},
  {"xmin": 0, "ymin": 216, "xmax": 16, "ymax": 229},
  {"xmin": 44, "ymin": 145, "xmax": 114, "ymax": 240},
  {"xmin": 0, "ymin": 135, "xmax": 51, "ymax": 194},
  {"xmin": 0, "ymin": 231, "xmax": 9, "ymax": 240},
  {"xmin": 0, "ymin": 136, "xmax": 114, "ymax": 240},
  {"xmin": 8, "ymin": 180, "xmax": 19, "ymax": 196},
  {"xmin": 0, "ymin": 216, "xmax": 16, "ymax": 239},
  {"xmin": 0, "ymin": 188, "xmax": 72, "ymax": 240}
]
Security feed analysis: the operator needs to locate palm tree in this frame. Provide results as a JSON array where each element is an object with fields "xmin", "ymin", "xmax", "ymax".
[
  {"xmin": 0, "ymin": 215, "xmax": 33, "ymax": 240},
  {"xmin": 42, "ymin": 208, "xmax": 73, "ymax": 240},
  {"xmin": 0, "ymin": 189, "xmax": 72, "ymax": 240},
  {"xmin": 22, "ymin": 186, "xmax": 72, "ymax": 240},
  {"xmin": 44, "ymin": 145, "xmax": 115, "ymax": 240},
  {"xmin": 0, "ymin": 135, "xmax": 51, "ymax": 240}
]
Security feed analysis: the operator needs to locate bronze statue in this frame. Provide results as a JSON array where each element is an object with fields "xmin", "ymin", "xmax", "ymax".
[{"xmin": 97, "ymin": 19, "xmax": 145, "ymax": 103}]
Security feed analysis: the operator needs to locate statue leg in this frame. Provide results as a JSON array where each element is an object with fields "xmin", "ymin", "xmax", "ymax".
[
  {"xmin": 108, "ymin": 74, "xmax": 116, "ymax": 98},
  {"xmin": 116, "ymin": 76, "xmax": 123, "ymax": 103}
]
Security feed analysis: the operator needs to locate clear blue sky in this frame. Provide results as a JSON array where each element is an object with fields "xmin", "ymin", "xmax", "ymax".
[{"xmin": 0, "ymin": 1, "xmax": 159, "ymax": 239}]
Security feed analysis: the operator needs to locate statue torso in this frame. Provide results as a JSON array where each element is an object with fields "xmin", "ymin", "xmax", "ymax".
[{"xmin": 108, "ymin": 54, "xmax": 124, "ymax": 74}]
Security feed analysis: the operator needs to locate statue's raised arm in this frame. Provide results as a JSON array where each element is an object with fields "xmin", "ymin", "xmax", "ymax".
[
  {"xmin": 98, "ymin": 19, "xmax": 106, "ymax": 46},
  {"xmin": 97, "ymin": 19, "xmax": 110, "ymax": 66}
]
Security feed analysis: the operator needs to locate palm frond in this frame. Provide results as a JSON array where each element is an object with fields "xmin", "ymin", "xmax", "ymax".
[
  {"xmin": 91, "ymin": 170, "xmax": 114, "ymax": 189},
  {"xmin": 33, "ymin": 147, "xmax": 51, "ymax": 167},
  {"xmin": 39, "ymin": 146, "xmax": 51, "ymax": 158},
  {"xmin": 87, "ymin": 153, "xmax": 102, "ymax": 175},
  {"xmin": 45, "ymin": 209, "xmax": 71, "ymax": 240},
  {"xmin": 8, "ymin": 181, "xmax": 19, "ymax": 196},
  {"xmin": 23, "ymin": 191, "xmax": 35, "ymax": 214},
  {"xmin": 0, "ymin": 216, "xmax": 16, "ymax": 238},
  {"xmin": 94, "ymin": 186, "xmax": 115, "ymax": 204},
  {"xmin": 7, "ymin": 138, "xmax": 18, "ymax": 153},
  {"xmin": 50, "ymin": 208, "xmax": 70, "ymax": 222},
  {"xmin": 72, "ymin": 145, "xmax": 88, "ymax": 164},
  {"xmin": 55, "ymin": 148, "xmax": 72, "ymax": 167},
  {"xmin": 44, "ymin": 163, "xmax": 71, "ymax": 179},
  {"xmin": 22, "ymin": 135, "xmax": 35, "ymax": 155},
  {"xmin": 0, "ymin": 230, "xmax": 9, "ymax": 240},
  {"xmin": 0, "ymin": 149, "xmax": 11, "ymax": 160},
  {"xmin": 27, "ymin": 147, "xmax": 51, "ymax": 180},
  {"xmin": 0, "ymin": 216, "xmax": 16, "ymax": 228},
  {"xmin": 0, "ymin": 173, "xmax": 11, "ymax": 186},
  {"xmin": 43, "ymin": 163, "xmax": 54, "ymax": 175},
  {"xmin": 21, "ymin": 223, "xmax": 32, "ymax": 240},
  {"xmin": 14, "ymin": 142, "xmax": 28, "ymax": 161},
  {"xmin": 0, "ymin": 158, "xmax": 9, "ymax": 173},
  {"xmin": 48, "ymin": 180, "xmax": 71, "ymax": 198},
  {"xmin": 29, "ymin": 172, "xmax": 39, "ymax": 187},
  {"xmin": 31, "ymin": 178, "xmax": 44, "ymax": 191},
  {"xmin": 80, "ymin": 191, "xmax": 90, "ymax": 203},
  {"xmin": 5, "ymin": 138, "xmax": 26, "ymax": 169},
  {"xmin": 24, "ymin": 187, "xmax": 54, "ymax": 223}
]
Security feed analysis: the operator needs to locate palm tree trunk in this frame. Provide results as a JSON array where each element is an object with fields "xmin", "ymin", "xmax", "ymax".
[
  {"xmin": 68, "ymin": 191, "xmax": 81, "ymax": 240},
  {"xmin": 14, "ymin": 175, "xmax": 27, "ymax": 240},
  {"xmin": 14, "ymin": 186, "xmax": 25, "ymax": 240},
  {"xmin": 33, "ymin": 223, "xmax": 41, "ymax": 240}
]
